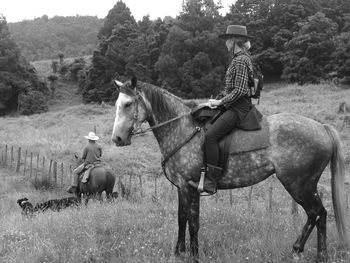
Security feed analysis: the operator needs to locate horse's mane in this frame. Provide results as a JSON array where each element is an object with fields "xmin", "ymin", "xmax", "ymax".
[{"xmin": 139, "ymin": 82, "xmax": 189, "ymax": 115}]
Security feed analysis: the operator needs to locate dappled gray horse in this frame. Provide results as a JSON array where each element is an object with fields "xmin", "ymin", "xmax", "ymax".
[{"xmin": 111, "ymin": 77, "xmax": 348, "ymax": 263}]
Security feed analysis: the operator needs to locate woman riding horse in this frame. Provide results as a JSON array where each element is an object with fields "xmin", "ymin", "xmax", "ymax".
[{"xmin": 189, "ymin": 25, "xmax": 262, "ymax": 194}]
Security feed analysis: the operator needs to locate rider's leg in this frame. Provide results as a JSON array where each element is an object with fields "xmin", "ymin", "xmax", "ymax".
[
  {"xmin": 67, "ymin": 164, "xmax": 84, "ymax": 193},
  {"xmin": 196, "ymin": 110, "xmax": 238, "ymax": 194}
]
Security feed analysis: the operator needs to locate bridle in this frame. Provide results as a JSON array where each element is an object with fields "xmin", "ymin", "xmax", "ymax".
[
  {"xmin": 118, "ymin": 89, "xmax": 201, "ymax": 187},
  {"xmin": 129, "ymin": 91, "xmax": 192, "ymax": 136}
]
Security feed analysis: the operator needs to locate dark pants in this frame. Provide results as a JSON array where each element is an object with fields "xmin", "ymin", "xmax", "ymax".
[{"xmin": 205, "ymin": 109, "xmax": 238, "ymax": 167}]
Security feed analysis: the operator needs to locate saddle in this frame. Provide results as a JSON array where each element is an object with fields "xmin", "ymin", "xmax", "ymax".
[
  {"xmin": 79, "ymin": 162, "xmax": 105, "ymax": 183},
  {"xmin": 191, "ymin": 104, "xmax": 270, "ymax": 169}
]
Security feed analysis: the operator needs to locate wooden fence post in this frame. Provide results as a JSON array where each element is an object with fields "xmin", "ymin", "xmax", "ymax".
[
  {"xmin": 23, "ymin": 150, "xmax": 27, "ymax": 176},
  {"xmin": 139, "ymin": 175, "xmax": 143, "ymax": 197},
  {"xmin": 42, "ymin": 156, "xmax": 46, "ymax": 181},
  {"xmin": 48, "ymin": 160, "xmax": 53, "ymax": 182},
  {"xmin": 268, "ymin": 182, "xmax": 273, "ymax": 212},
  {"xmin": 4, "ymin": 144, "xmax": 8, "ymax": 166},
  {"xmin": 129, "ymin": 174, "xmax": 132, "ymax": 195},
  {"xmin": 154, "ymin": 176, "xmax": 158, "ymax": 197},
  {"xmin": 53, "ymin": 161, "xmax": 57, "ymax": 183},
  {"xmin": 69, "ymin": 165, "xmax": 72, "ymax": 184},
  {"xmin": 36, "ymin": 154, "xmax": 39, "ymax": 179},
  {"xmin": 10, "ymin": 145, "xmax": 14, "ymax": 168},
  {"xmin": 61, "ymin": 163, "xmax": 64, "ymax": 187},
  {"xmin": 248, "ymin": 186, "xmax": 253, "ymax": 209},
  {"xmin": 30, "ymin": 152, "xmax": 33, "ymax": 178},
  {"xmin": 229, "ymin": 190, "xmax": 233, "ymax": 206},
  {"xmin": 16, "ymin": 147, "xmax": 21, "ymax": 173}
]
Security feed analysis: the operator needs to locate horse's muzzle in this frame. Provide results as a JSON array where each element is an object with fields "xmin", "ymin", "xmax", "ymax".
[{"xmin": 112, "ymin": 136, "xmax": 131, "ymax": 146}]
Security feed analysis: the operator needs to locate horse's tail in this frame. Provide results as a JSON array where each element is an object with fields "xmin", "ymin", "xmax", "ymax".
[{"xmin": 324, "ymin": 124, "xmax": 349, "ymax": 246}]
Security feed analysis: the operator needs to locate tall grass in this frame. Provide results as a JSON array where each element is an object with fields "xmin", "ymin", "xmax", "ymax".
[{"xmin": 1, "ymin": 171, "xmax": 349, "ymax": 263}]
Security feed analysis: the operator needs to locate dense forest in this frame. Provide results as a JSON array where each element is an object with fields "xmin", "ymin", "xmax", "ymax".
[
  {"xmin": 0, "ymin": 16, "xmax": 48, "ymax": 115},
  {"xmin": 1, "ymin": 0, "xmax": 350, "ymax": 114},
  {"xmin": 8, "ymin": 15, "xmax": 103, "ymax": 61},
  {"xmin": 84, "ymin": 0, "xmax": 350, "ymax": 103}
]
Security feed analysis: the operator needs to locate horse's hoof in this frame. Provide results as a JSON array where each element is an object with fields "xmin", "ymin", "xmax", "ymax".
[
  {"xmin": 315, "ymin": 253, "xmax": 328, "ymax": 263},
  {"xmin": 292, "ymin": 251, "xmax": 301, "ymax": 262},
  {"xmin": 174, "ymin": 250, "xmax": 186, "ymax": 257},
  {"xmin": 174, "ymin": 243, "xmax": 186, "ymax": 256}
]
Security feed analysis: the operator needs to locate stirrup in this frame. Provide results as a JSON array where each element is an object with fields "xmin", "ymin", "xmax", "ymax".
[
  {"xmin": 197, "ymin": 169, "xmax": 205, "ymax": 193},
  {"xmin": 188, "ymin": 171, "xmax": 217, "ymax": 196}
]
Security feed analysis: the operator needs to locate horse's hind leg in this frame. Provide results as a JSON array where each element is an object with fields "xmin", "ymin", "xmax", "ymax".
[
  {"xmin": 278, "ymin": 174, "xmax": 328, "ymax": 262},
  {"xmin": 293, "ymin": 190, "xmax": 327, "ymax": 262}
]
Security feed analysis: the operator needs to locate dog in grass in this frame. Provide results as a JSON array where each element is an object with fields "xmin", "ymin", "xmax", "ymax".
[{"xmin": 17, "ymin": 197, "xmax": 81, "ymax": 216}]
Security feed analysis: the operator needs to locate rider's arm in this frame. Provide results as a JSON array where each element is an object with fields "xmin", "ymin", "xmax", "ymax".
[{"xmin": 81, "ymin": 147, "xmax": 88, "ymax": 161}]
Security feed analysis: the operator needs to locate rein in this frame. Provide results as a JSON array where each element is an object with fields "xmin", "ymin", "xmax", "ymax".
[
  {"xmin": 128, "ymin": 90, "xmax": 201, "ymax": 187},
  {"xmin": 132, "ymin": 113, "xmax": 191, "ymax": 135},
  {"xmin": 131, "ymin": 91, "xmax": 192, "ymax": 135},
  {"xmin": 161, "ymin": 126, "xmax": 201, "ymax": 186}
]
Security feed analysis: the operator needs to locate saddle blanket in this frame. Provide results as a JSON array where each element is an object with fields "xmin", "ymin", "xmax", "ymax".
[
  {"xmin": 80, "ymin": 163, "xmax": 105, "ymax": 183},
  {"xmin": 219, "ymin": 117, "xmax": 270, "ymax": 155}
]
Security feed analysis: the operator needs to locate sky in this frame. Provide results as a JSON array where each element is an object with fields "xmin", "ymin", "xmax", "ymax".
[{"xmin": 1, "ymin": 0, "xmax": 233, "ymax": 23}]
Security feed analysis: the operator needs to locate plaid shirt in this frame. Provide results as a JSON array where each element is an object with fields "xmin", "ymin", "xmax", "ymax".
[{"xmin": 220, "ymin": 50, "xmax": 253, "ymax": 107}]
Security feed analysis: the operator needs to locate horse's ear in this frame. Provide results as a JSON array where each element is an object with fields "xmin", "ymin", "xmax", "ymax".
[
  {"xmin": 113, "ymin": 80, "xmax": 123, "ymax": 91},
  {"xmin": 131, "ymin": 76, "xmax": 137, "ymax": 88}
]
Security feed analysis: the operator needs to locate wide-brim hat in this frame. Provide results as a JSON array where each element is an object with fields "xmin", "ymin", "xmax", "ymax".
[
  {"xmin": 219, "ymin": 25, "xmax": 255, "ymax": 40},
  {"xmin": 84, "ymin": 131, "xmax": 99, "ymax": 141}
]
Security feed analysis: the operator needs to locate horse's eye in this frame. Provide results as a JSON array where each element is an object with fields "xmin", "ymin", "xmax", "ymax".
[{"xmin": 125, "ymin": 102, "xmax": 132, "ymax": 108}]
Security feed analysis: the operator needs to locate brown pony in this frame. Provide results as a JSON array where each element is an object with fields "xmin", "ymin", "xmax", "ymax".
[
  {"xmin": 74, "ymin": 155, "xmax": 116, "ymax": 201},
  {"xmin": 111, "ymin": 78, "xmax": 348, "ymax": 263}
]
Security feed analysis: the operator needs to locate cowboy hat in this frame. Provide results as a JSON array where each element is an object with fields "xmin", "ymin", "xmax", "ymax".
[
  {"xmin": 84, "ymin": 131, "xmax": 99, "ymax": 141},
  {"xmin": 219, "ymin": 25, "xmax": 254, "ymax": 40}
]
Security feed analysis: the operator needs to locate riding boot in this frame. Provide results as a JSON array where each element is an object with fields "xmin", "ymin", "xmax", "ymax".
[
  {"xmin": 67, "ymin": 186, "xmax": 78, "ymax": 194},
  {"xmin": 67, "ymin": 173, "xmax": 79, "ymax": 194},
  {"xmin": 188, "ymin": 164, "xmax": 223, "ymax": 194}
]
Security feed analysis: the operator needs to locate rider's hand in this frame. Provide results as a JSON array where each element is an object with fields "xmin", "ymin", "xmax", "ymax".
[{"xmin": 208, "ymin": 99, "xmax": 222, "ymax": 109}]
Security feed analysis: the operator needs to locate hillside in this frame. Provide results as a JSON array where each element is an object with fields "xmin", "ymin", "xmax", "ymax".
[
  {"xmin": 30, "ymin": 58, "xmax": 87, "ymax": 112},
  {"xmin": 8, "ymin": 15, "xmax": 103, "ymax": 61}
]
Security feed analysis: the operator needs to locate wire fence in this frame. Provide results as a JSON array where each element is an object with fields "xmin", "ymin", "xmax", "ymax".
[
  {"xmin": 0, "ymin": 144, "xmax": 73, "ymax": 188},
  {"xmin": 1, "ymin": 143, "xmax": 346, "ymax": 215}
]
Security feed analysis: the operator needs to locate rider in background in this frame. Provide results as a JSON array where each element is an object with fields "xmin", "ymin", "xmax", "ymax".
[
  {"xmin": 189, "ymin": 25, "xmax": 262, "ymax": 194},
  {"xmin": 67, "ymin": 131, "xmax": 102, "ymax": 194}
]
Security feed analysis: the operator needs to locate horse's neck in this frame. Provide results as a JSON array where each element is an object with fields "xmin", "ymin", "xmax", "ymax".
[{"xmin": 142, "ymin": 87, "xmax": 195, "ymax": 156}]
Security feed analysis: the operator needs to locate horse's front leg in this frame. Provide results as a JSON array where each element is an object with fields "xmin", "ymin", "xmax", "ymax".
[
  {"xmin": 188, "ymin": 188, "xmax": 200, "ymax": 261},
  {"xmin": 175, "ymin": 185, "xmax": 191, "ymax": 256}
]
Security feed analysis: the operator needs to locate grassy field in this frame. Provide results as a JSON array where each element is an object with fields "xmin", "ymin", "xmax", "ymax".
[{"xmin": 0, "ymin": 67, "xmax": 350, "ymax": 262}]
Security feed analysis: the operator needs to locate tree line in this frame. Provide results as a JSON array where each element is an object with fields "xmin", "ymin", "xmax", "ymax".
[
  {"xmin": 8, "ymin": 15, "xmax": 103, "ymax": 61},
  {"xmin": 83, "ymin": 0, "xmax": 350, "ymax": 103},
  {"xmin": 0, "ymin": 17, "xmax": 48, "ymax": 115},
  {"xmin": 1, "ymin": 0, "xmax": 350, "ymax": 115}
]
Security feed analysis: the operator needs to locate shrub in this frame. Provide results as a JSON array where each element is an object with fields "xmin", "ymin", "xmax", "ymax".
[
  {"xmin": 31, "ymin": 176, "xmax": 57, "ymax": 190},
  {"xmin": 58, "ymin": 64, "xmax": 69, "ymax": 77},
  {"xmin": 51, "ymin": 61, "xmax": 58, "ymax": 73},
  {"xmin": 68, "ymin": 58, "xmax": 86, "ymax": 82},
  {"xmin": 18, "ymin": 90, "xmax": 48, "ymax": 115}
]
